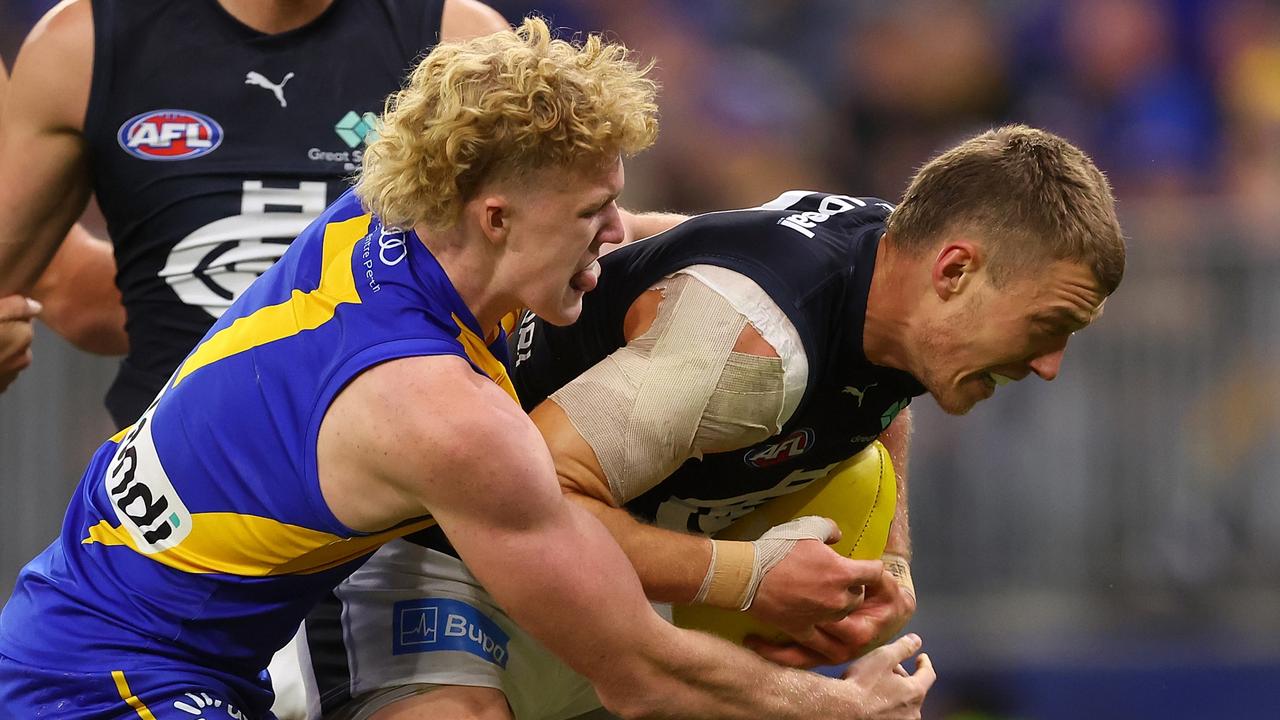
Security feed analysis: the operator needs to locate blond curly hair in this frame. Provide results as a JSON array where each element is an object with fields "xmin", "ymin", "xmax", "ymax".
[{"xmin": 356, "ymin": 16, "xmax": 659, "ymax": 229}]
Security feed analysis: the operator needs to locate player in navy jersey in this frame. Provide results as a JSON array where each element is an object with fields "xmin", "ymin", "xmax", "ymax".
[
  {"xmin": 0, "ymin": 0, "xmax": 507, "ymax": 426},
  {"xmin": 0, "ymin": 3, "xmax": 504, "ymax": 715},
  {"xmin": 0, "ymin": 19, "xmax": 935, "ymax": 720},
  {"xmin": 319, "ymin": 125, "xmax": 1124, "ymax": 720}
]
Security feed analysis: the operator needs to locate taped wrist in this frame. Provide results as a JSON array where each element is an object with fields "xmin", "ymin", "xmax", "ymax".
[
  {"xmin": 881, "ymin": 552, "xmax": 915, "ymax": 600},
  {"xmin": 694, "ymin": 516, "xmax": 837, "ymax": 610}
]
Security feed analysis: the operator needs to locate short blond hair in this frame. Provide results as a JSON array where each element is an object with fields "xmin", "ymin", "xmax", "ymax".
[
  {"xmin": 356, "ymin": 16, "xmax": 659, "ymax": 229},
  {"xmin": 887, "ymin": 125, "xmax": 1125, "ymax": 294}
]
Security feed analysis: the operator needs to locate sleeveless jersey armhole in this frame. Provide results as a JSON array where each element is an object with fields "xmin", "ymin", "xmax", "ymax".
[
  {"xmin": 301, "ymin": 337, "xmax": 465, "ymax": 536},
  {"xmin": 84, "ymin": 0, "xmax": 114, "ymax": 142}
]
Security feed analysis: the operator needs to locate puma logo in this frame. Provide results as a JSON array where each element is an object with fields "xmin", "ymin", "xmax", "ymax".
[
  {"xmin": 842, "ymin": 383, "xmax": 877, "ymax": 407},
  {"xmin": 245, "ymin": 71, "xmax": 295, "ymax": 108}
]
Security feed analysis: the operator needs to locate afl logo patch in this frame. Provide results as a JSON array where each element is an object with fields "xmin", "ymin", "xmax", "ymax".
[
  {"xmin": 117, "ymin": 109, "xmax": 223, "ymax": 161},
  {"xmin": 744, "ymin": 428, "xmax": 815, "ymax": 468}
]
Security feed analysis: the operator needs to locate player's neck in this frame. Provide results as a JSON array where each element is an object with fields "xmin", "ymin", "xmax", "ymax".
[
  {"xmin": 415, "ymin": 223, "xmax": 511, "ymax": 333},
  {"xmin": 218, "ymin": 0, "xmax": 335, "ymax": 34},
  {"xmin": 862, "ymin": 237, "xmax": 916, "ymax": 372}
]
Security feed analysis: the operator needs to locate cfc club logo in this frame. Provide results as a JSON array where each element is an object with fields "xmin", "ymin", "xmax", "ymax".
[
  {"xmin": 118, "ymin": 109, "xmax": 223, "ymax": 161},
  {"xmin": 744, "ymin": 428, "xmax": 815, "ymax": 468}
]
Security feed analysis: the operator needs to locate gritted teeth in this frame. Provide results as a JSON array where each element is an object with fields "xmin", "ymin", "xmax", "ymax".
[{"xmin": 985, "ymin": 372, "xmax": 1015, "ymax": 386}]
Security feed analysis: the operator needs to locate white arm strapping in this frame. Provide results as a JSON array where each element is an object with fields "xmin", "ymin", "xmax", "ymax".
[{"xmin": 550, "ymin": 274, "xmax": 788, "ymax": 504}]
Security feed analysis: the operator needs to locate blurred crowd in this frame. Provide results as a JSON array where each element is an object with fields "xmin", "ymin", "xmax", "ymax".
[
  {"xmin": 2, "ymin": 1, "xmax": 1277, "ymax": 717},
  {"xmin": 478, "ymin": 0, "xmax": 1280, "ymax": 238}
]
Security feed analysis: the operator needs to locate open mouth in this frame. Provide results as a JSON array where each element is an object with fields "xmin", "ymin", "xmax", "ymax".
[
  {"xmin": 981, "ymin": 372, "xmax": 1016, "ymax": 390},
  {"xmin": 570, "ymin": 258, "xmax": 600, "ymax": 292}
]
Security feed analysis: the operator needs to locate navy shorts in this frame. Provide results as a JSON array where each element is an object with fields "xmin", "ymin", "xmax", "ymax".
[{"xmin": 0, "ymin": 652, "xmax": 274, "ymax": 719}]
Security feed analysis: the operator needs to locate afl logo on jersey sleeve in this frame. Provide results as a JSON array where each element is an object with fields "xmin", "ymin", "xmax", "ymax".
[
  {"xmin": 744, "ymin": 428, "xmax": 815, "ymax": 468},
  {"xmin": 117, "ymin": 109, "xmax": 224, "ymax": 161}
]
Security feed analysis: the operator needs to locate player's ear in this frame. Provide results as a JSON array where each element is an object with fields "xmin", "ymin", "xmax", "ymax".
[
  {"xmin": 931, "ymin": 241, "xmax": 980, "ymax": 300},
  {"xmin": 477, "ymin": 193, "xmax": 511, "ymax": 247}
]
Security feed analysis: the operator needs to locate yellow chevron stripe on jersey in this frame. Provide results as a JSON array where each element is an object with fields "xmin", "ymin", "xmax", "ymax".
[
  {"xmin": 172, "ymin": 212, "xmax": 370, "ymax": 387},
  {"xmin": 500, "ymin": 309, "xmax": 522, "ymax": 335},
  {"xmin": 454, "ymin": 312, "xmax": 518, "ymax": 403},
  {"xmin": 82, "ymin": 513, "xmax": 436, "ymax": 576},
  {"xmin": 112, "ymin": 671, "xmax": 158, "ymax": 720}
]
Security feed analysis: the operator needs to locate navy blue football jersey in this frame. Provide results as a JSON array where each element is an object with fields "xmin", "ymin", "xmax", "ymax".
[
  {"xmin": 84, "ymin": 0, "xmax": 444, "ymax": 426},
  {"xmin": 509, "ymin": 191, "xmax": 927, "ymax": 534}
]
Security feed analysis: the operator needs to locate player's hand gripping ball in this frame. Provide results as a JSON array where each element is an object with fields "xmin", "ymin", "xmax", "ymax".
[{"xmin": 672, "ymin": 441, "xmax": 896, "ymax": 644}]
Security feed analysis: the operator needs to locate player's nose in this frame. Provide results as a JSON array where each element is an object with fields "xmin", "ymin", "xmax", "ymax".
[{"xmin": 1029, "ymin": 347, "xmax": 1065, "ymax": 381}]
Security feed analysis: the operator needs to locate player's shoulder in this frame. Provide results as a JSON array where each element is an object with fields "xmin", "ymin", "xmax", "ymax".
[
  {"xmin": 371, "ymin": 357, "xmax": 543, "ymax": 512},
  {"xmin": 342, "ymin": 353, "xmax": 533, "ymax": 465},
  {"xmin": 23, "ymin": 0, "xmax": 93, "ymax": 52},
  {"xmin": 441, "ymin": 0, "xmax": 508, "ymax": 41},
  {"xmin": 676, "ymin": 190, "xmax": 893, "ymax": 234},
  {"xmin": 12, "ymin": 0, "xmax": 93, "ymax": 131},
  {"xmin": 759, "ymin": 190, "xmax": 895, "ymax": 225}
]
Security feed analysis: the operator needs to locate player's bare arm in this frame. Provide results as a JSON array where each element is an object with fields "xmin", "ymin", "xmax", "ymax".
[
  {"xmin": 0, "ymin": 0, "xmax": 94, "ymax": 296},
  {"xmin": 29, "ymin": 226, "xmax": 126, "ymax": 355},
  {"xmin": 0, "ymin": 61, "xmax": 41, "ymax": 391},
  {"xmin": 617, "ymin": 208, "xmax": 689, "ymax": 246},
  {"xmin": 320, "ymin": 353, "xmax": 934, "ymax": 720},
  {"xmin": 533, "ymin": 276, "xmax": 900, "ymax": 659},
  {"xmin": 0, "ymin": 0, "xmax": 125, "ymax": 364}
]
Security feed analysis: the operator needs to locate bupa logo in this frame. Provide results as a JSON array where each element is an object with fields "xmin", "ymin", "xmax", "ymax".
[
  {"xmin": 744, "ymin": 428, "xmax": 815, "ymax": 468},
  {"xmin": 392, "ymin": 598, "xmax": 510, "ymax": 667},
  {"xmin": 117, "ymin": 109, "xmax": 224, "ymax": 161}
]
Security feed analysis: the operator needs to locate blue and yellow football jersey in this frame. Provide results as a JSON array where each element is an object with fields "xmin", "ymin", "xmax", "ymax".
[{"xmin": 0, "ymin": 190, "xmax": 514, "ymax": 711}]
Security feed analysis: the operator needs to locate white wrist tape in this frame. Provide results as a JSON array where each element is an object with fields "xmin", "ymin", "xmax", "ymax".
[{"xmin": 694, "ymin": 515, "xmax": 837, "ymax": 610}]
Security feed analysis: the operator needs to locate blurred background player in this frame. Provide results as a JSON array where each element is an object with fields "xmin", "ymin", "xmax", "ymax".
[
  {"xmin": 0, "ymin": 2, "xmax": 506, "ymax": 715},
  {"xmin": 0, "ymin": 18, "xmax": 934, "ymax": 720},
  {"xmin": 0, "ymin": 61, "xmax": 37, "ymax": 393},
  {"xmin": 0, "ymin": 0, "xmax": 507, "ymax": 426},
  {"xmin": 316, "ymin": 125, "xmax": 1123, "ymax": 720}
]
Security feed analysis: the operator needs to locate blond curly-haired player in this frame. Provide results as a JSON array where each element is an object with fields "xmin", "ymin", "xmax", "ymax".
[{"xmin": 0, "ymin": 15, "xmax": 934, "ymax": 720}]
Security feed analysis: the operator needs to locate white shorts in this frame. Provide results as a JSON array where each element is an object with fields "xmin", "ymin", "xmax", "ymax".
[{"xmin": 270, "ymin": 540, "xmax": 607, "ymax": 720}]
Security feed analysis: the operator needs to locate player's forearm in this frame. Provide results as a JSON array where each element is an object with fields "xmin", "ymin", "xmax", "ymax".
[
  {"xmin": 625, "ymin": 627, "xmax": 872, "ymax": 720},
  {"xmin": 878, "ymin": 409, "xmax": 912, "ymax": 558},
  {"xmin": 31, "ymin": 225, "xmax": 127, "ymax": 355},
  {"xmin": 449, "ymin": 495, "xmax": 843, "ymax": 719},
  {"xmin": 455, "ymin": 494, "xmax": 903, "ymax": 719},
  {"xmin": 564, "ymin": 491, "xmax": 712, "ymax": 603}
]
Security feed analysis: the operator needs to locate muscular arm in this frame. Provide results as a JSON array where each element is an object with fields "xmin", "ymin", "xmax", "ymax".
[
  {"xmin": 533, "ymin": 398, "xmax": 717, "ymax": 603},
  {"xmin": 0, "ymin": 0, "xmax": 94, "ymax": 296},
  {"xmin": 31, "ymin": 226, "xmax": 127, "ymax": 355},
  {"xmin": 319, "ymin": 354, "xmax": 932, "ymax": 719}
]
